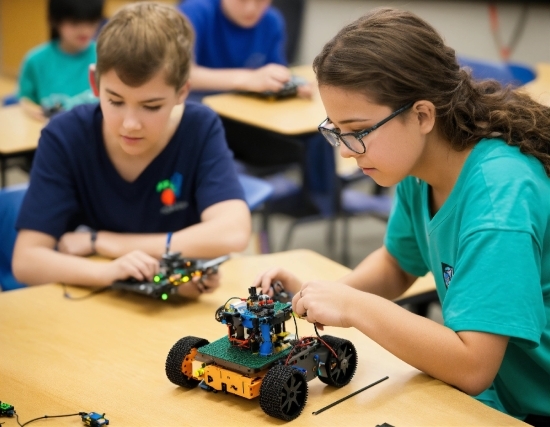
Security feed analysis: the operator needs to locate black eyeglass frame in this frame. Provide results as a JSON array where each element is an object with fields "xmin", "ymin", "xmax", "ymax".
[{"xmin": 318, "ymin": 102, "xmax": 415, "ymax": 154}]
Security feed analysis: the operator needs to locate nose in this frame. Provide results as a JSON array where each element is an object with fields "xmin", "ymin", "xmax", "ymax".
[
  {"xmin": 338, "ymin": 140, "xmax": 359, "ymax": 159},
  {"xmin": 122, "ymin": 109, "xmax": 141, "ymax": 131}
]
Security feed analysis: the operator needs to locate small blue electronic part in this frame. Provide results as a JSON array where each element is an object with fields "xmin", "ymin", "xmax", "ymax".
[{"xmin": 81, "ymin": 412, "xmax": 109, "ymax": 426}]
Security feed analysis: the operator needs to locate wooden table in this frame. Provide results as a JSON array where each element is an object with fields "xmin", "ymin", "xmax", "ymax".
[
  {"xmin": 522, "ymin": 63, "xmax": 550, "ymax": 107},
  {"xmin": 0, "ymin": 104, "xmax": 43, "ymax": 186},
  {"xmin": 202, "ymin": 65, "xmax": 324, "ymax": 136},
  {"xmin": 0, "ymin": 250, "xmax": 524, "ymax": 426}
]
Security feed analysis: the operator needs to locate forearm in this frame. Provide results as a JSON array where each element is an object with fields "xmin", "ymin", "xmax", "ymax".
[
  {"xmin": 189, "ymin": 65, "xmax": 253, "ymax": 91},
  {"xmin": 348, "ymin": 292, "xmax": 506, "ymax": 395},
  {"xmin": 13, "ymin": 246, "xmax": 106, "ymax": 286},
  {"xmin": 96, "ymin": 203, "xmax": 251, "ymax": 259},
  {"xmin": 339, "ymin": 246, "xmax": 416, "ymax": 299}
]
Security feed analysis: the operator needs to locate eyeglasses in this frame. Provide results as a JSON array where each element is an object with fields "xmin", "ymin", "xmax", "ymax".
[{"xmin": 318, "ymin": 102, "xmax": 414, "ymax": 154}]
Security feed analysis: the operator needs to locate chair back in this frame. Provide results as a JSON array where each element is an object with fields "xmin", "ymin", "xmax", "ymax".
[
  {"xmin": 237, "ymin": 174, "xmax": 274, "ymax": 211},
  {"xmin": 0, "ymin": 183, "xmax": 28, "ymax": 291},
  {"xmin": 458, "ymin": 56, "xmax": 536, "ymax": 87}
]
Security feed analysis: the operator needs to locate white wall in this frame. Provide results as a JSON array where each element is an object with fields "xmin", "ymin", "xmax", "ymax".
[{"xmin": 297, "ymin": 1, "xmax": 550, "ymax": 67}]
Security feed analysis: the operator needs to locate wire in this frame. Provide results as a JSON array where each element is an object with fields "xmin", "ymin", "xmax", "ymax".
[
  {"xmin": 15, "ymin": 411, "xmax": 85, "ymax": 427},
  {"xmin": 312, "ymin": 376, "xmax": 390, "ymax": 415},
  {"xmin": 62, "ymin": 284, "xmax": 112, "ymax": 300}
]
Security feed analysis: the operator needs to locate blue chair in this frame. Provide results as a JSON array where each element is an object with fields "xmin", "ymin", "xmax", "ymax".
[
  {"xmin": 237, "ymin": 173, "xmax": 274, "ymax": 212},
  {"xmin": 0, "ymin": 183, "xmax": 28, "ymax": 291},
  {"xmin": 457, "ymin": 56, "xmax": 536, "ymax": 86},
  {"xmin": 237, "ymin": 173, "xmax": 276, "ymax": 253}
]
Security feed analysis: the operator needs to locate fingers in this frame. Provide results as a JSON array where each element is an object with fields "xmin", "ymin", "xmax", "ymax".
[
  {"xmin": 191, "ymin": 272, "xmax": 221, "ymax": 294},
  {"xmin": 114, "ymin": 250, "xmax": 159, "ymax": 282}
]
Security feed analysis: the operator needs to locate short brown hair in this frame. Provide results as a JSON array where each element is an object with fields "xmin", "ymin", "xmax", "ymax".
[
  {"xmin": 314, "ymin": 8, "xmax": 550, "ymax": 176},
  {"xmin": 96, "ymin": 1, "xmax": 194, "ymax": 90}
]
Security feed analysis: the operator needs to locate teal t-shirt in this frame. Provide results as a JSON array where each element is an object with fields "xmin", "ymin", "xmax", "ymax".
[
  {"xmin": 385, "ymin": 138, "xmax": 550, "ymax": 419},
  {"xmin": 18, "ymin": 40, "xmax": 97, "ymax": 110}
]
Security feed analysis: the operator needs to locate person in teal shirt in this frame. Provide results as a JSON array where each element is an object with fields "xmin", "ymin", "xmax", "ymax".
[
  {"xmin": 17, "ymin": 0, "xmax": 104, "ymax": 121},
  {"xmin": 254, "ymin": 8, "xmax": 550, "ymax": 426}
]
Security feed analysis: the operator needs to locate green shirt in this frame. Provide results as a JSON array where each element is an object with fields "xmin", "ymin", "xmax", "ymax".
[
  {"xmin": 385, "ymin": 138, "xmax": 550, "ymax": 419},
  {"xmin": 18, "ymin": 40, "xmax": 97, "ymax": 110}
]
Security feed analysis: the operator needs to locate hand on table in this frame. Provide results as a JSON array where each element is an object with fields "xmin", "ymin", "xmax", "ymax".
[
  {"xmin": 100, "ymin": 250, "xmax": 160, "ymax": 285},
  {"xmin": 247, "ymin": 64, "xmax": 292, "ymax": 93},
  {"xmin": 58, "ymin": 231, "xmax": 95, "ymax": 256}
]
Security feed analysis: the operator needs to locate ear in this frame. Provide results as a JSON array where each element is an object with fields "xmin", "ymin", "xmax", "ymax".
[
  {"xmin": 89, "ymin": 64, "xmax": 99, "ymax": 97},
  {"xmin": 412, "ymin": 100, "xmax": 436, "ymax": 135},
  {"xmin": 176, "ymin": 81, "xmax": 190, "ymax": 104}
]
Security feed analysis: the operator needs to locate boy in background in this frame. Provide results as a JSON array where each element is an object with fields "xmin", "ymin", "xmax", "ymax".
[
  {"xmin": 18, "ymin": 0, "xmax": 104, "ymax": 120},
  {"xmin": 13, "ymin": 2, "xmax": 251, "ymax": 298},
  {"xmin": 178, "ymin": 0, "xmax": 307, "ymax": 96}
]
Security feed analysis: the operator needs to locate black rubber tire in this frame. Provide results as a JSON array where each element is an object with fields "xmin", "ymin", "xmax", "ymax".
[
  {"xmin": 259, "ymin": 364, "xmax": 308, "ymax": 421},
  {"xmin": 165, "ymin": 336, "xmax": 209, "ymax": 388},
  {"xmin": 317, "ymin": 335, "xmax": 358, "ymax": 387}
]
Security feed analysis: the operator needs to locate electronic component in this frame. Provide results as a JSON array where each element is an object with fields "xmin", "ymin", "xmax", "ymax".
[
  {"xmin": 0, "ymin": 401, "xmax": 14, "ymax": 417},
  {"xmin": 112, "ymin": 253, "xmax": 229, "ymax": 300},
  {"xmin": 81, "ymin": 412, "xmax": 109, "ymax": 426}
]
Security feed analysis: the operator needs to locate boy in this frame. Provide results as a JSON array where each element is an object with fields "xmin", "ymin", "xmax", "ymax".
[
  {"xmin": 18, "ymin": 0, "xmax": 104, "ymax": 121},
  {"xmin": 178, "ymin": 0, "xmax": 301, "ymax": 95},
  {"xmin": 13, "ymin": 2, "xmax": 251, "ymax": 298}
]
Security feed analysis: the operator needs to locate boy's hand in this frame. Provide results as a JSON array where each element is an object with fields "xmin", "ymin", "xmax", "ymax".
[
  {"xmin": 102, "ymin": 250, "xmax": 160, "ymax": 284},
  {"xmin": 296, "ymin": 82, "xmax": 314, "ymax": 99},
  {"xmin": 58, "ymin": 231, "xmax": 95, "ymax": 256},
  {"xmin": 248, "ymin": 64, "xmax": 292, "ymax": 93},
  {"xmin": 253, "ymin": 267, "xmax": 302, "ymax": 297},
  {"xmin": 192, "ymin": 272, "xmax": 221, "ymax": 294}
]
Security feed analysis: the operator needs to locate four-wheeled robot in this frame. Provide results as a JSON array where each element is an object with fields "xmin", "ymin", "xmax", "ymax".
[{"xmin": 165, "ymin": 286, "xmax": 358, "ymax": 421}]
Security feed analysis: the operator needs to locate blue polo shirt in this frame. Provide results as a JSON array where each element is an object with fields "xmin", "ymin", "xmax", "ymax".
[
  {"xmin": 16, "ymin": 102, "xmax": 245, "ymax": 238},
  {"xmin": 179, "ymin": 0, "xmax": 287, "ymax": 69}
]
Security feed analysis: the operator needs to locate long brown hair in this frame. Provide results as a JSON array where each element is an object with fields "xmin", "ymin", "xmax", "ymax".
[
  {"xmin": 96, "ymin": 2, "xmax": 194, "ymax": 90},
  {"xmin": 313, "ymin": 8, "xmax": 550, "ymax": 176}
]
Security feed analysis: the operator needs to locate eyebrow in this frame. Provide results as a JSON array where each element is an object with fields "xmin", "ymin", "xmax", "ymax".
[
  {"xmin": 105, "ymin": 88, "xmax": 165, "ymax": 103},
  {"xmin": 328, "ymin": 117, "xmax": 372, "ymax": 126}
]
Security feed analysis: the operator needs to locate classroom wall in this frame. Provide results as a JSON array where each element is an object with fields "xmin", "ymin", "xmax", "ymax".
[
  {"xmin": 296, "ymin": 1, "xmax": 550, "ymax": 67},
  {"xmin": 0, "ymin": 0, "xmax": 177, "ymax": 78}
]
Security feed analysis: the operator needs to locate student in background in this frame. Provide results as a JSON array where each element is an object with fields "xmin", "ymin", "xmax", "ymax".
[
  {"xmin": 13, "ymin": 2, "xmax": 251, "ymax": 298},
  {"xmin": 256, "ymin": 8, "xmax": 550, "ymax": 426},
  {"xmin": 18, "ymin": 0, "xmax": 104, "ymax": 121},
  {"xmin": 178, "ymin": 0, "xmax": 310, "ymax": 97}
]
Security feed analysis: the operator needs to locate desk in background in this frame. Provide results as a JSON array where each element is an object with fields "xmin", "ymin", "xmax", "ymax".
[
  {"xmin": 522, "ymin": 63, "xmax": 550, "ymax": 107},
  {"xmin": 0, "ymin": 250, "xmax": 525, "ymax": 426},
  {"xmin": 0, "ymin": 104, "xmax": 43, "ymax": 187}
]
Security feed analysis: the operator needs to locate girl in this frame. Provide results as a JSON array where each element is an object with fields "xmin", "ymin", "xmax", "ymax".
[
  {"xmin": 18, "ymin": 0, "xmax": 104, "ymax": 120},
  {"xmin": 256, "ymin": 8, "xmax": 550, "ymax": 426}
]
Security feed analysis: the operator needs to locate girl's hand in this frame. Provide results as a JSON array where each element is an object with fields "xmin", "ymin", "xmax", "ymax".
[
  {"xmin": 293, "ymin": 281, "xmax": 359, "ymax": 329},
  {"xmin": 58, "ymin": 231, "xmax": 95, "ymax": 256},
  {"xmin": 102, "ymin": 250, "xmax": 160, "ymax": 284},
  {"xmin": 253, "ymin": 268, "xmax": 302, "ymax": 297}
]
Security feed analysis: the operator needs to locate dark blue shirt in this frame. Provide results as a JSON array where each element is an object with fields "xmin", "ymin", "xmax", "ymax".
[
  {"xmin": 16, "ymin": 102, "xmax": 245, "ymax": 239},
  {"xmin": 179, "ymin": 0, "xmax": 287, "ymax": 69}
]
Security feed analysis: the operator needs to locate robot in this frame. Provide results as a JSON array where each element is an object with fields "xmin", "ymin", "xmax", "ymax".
[
  {"xmin": 112, "ymin": 252, "xmax": 229, "ymax": 300},
  {"xmin": 165, "ymin": 286, "xmax": 358, "ymax": 421}
]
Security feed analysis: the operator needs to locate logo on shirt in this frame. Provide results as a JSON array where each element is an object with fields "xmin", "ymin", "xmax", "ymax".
[
  {"xmin": 442, "ymin": 263, "xmax": 454, "ymax": 289},
  {"xmin": 156, "ymin": 172, "xmax": 187, "ymax": 214}
]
